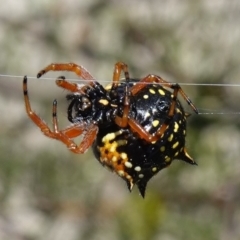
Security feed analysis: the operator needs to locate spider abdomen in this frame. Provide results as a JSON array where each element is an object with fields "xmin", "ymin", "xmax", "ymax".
[{"xmin": 92, "ymin": 81, "xmax": 196, "ymax": 197}]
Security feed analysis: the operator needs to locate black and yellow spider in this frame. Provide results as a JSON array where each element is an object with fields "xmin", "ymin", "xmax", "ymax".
[{"xmin": 23, "ymin": 62, "xmax": 198, "ymax": 197}]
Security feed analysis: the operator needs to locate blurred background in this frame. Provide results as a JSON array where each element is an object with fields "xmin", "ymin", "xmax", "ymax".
[{"xmin": 0, "ymin": 0, "xmax": 240, "ymax": 239}]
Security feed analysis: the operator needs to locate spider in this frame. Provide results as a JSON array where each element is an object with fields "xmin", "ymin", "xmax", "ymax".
[{"xmin": 23, "ymin": 62, "xmax": 198, "ymax": 197}]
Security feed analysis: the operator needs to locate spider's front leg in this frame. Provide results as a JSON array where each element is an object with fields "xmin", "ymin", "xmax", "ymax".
[
  {"xmin": 37, "ymin": 63, "xmax": 95, "ymax": 82},
  {"xmin": 37, "ymin": 63, "xmax": 100, "ymax": 94}
]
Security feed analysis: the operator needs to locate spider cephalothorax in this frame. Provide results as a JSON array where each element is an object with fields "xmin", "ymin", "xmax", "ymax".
[
  {"xmin": 66, "ymin": 85, "xmax": 117, "ymax": 125},
  {"xmin": 23, "ymin": 62, "xmax": 198, "ymax": 197}
]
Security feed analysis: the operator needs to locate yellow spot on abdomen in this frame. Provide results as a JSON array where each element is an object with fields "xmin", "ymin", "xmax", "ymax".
[
  {"xmin": 149, "ymin": 89, "xmax": 156, "ymax": 94},
  {"xmin": 109, "ymin": 142, "xmax": 118, "ymax": 152},
  {"xmin": 143, "ymin": 94, "xmax": 149, "ymax": 99},
  {"xmin": 152, "ymin": 167, "xmax": 157, "ymax": 172},
  {"xmin": 120, "ymin": 152, "xmax": 127, "ymax": 160},
  {"xmin": 174, "ymin": 122, "xmax": 179, "ymax": 133},
  {"xmin": 174, "ymin": 151, "xmax": 179, "ymax": 157},
  {"xmin": 165, "ymin": 156, "xmax": 171, "ymax": 162},
  {"xmin": 168, "ymin": 134, "xmax": 173, "ymax": 142},
  {"xmin": 102, "ymin": 133, "xmax": 116, "ymax": 142},
  {"xmin": 172, "ymin": 141, "xmax": 179, "ymax": 149},
  {"xmin": 158, "ymin": 89, "xmax": 166, "ymax": 96},
  {"xmin": 160, "ymin": 146, "xmax": 165, "ymax": 152},
  {"xmin": 134, "ymin": 166, "xmax": 141, "ymax": 172},
  {"xmin": 102, "ymin": 130, "xmax": 123, "ymax": 143},
  {"xmin": 124, "ymin": 161, "xmax": 132, "ymax": 168}
]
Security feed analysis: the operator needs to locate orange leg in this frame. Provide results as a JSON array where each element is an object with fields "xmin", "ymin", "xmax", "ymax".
[
  {"xmin": 37, "ymin": 63, "xmax": 97, "ymax": 92},
  {"xmin": 112, "ymin": 62, "xmax": 131, "ymax": 128},
  {"xmin": 55, "ymin": 76, "xmax": 86, "ymax": 94},
  {"xmin": 130, "ymin": 74, "xmax": 198, "ymax": 114},
  {"xmin": 37, "ymin": 62, "xmax": 95, "ymax": 81},
  {"xmin": 117, "ymin": 74, "xmax": 198, "ymax": 142},
  {"xmin": 23, "ymin": 76, "xmax": 97, "ymax": 154},
  {"xmin": 23, "ymin": 76, "xmax": 57, "ymax": 139},
  {"xmin": 112, "ymin": 62, "xmax": 130, "ymax": 88},
  {"xmin": 51, "ymin": 99, "xmax": 98, "ymax": 153}
]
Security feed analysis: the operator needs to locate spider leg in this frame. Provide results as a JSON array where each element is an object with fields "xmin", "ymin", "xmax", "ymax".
[
  {"xmin": 23, "ymin": 76, "xmax": 97, "ymax": 153},
  {"xmin": 51, "ymin": 100, "xmax": 98, "ymax": 154},
  {"xmin": 127, "ymin": 83, "xmax": 180, "ymax": 142},
  {"xmin": 112, "ymin": 62, "xmax": 131, "ymax": 128},
  {"xmin": 37, "ymin": 62, "xmax": 95, "ymax": 80},
  {"xmin": 130, "ymin": 74, "xmax": 198, "ymax": 114},
  {"xmin": 112, "ymin": 62, "xmax": 130, "ymax": 88},
  {"xmin": 126, "ymin": 74, "xmax": 198, "ymax": 142},
  {"xmin": 37, "ymin": 62, "xmax": 103, "ymax": 96},
  {"xmin": 38, "ymin": 64, "xmax": 104, "ymax": 97},
  {"xmin": 55, "ymin": 76, "xmax": 86, "ymax": 94},
  {"xmin": 23, "ymin": 76, "xmax": 58, "ymax": 139},
  {"xmin": 61, "ymin": 125, "xmax": 85, "ymax": 138}
]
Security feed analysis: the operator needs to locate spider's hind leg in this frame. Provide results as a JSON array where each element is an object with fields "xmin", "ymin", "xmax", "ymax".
[
  {"xmin": 23, "ymin": 76, "xmax": 57, "ymax": 139},
  {"xmin": 50, "ymin": 99, "xmax": 98, "ymax": 154}
]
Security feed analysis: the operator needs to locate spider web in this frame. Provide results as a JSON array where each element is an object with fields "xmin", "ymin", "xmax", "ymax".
[{"xmin": 1, "ymin": 73, "xmax": 240, "ymax": 115}]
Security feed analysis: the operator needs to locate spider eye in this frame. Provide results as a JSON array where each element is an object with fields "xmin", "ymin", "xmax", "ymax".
[
  {"xmin": 76, "ymin": 96, "xmax": 91, "ymax": 111},
  {"xmin": 81, "ymin": 97, "xmax": 92, "ymax": 110}
]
